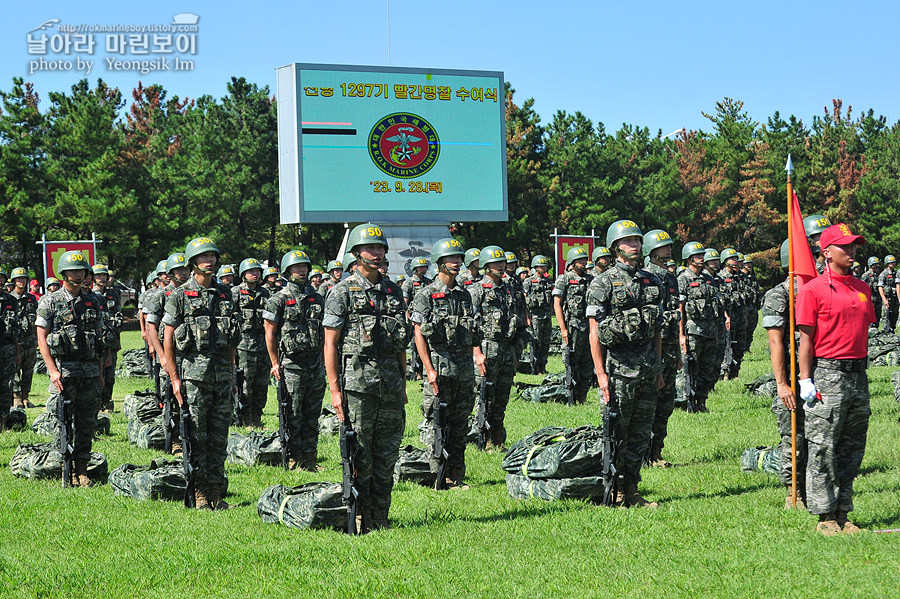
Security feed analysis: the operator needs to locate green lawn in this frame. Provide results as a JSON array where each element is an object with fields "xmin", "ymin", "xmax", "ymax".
[{"xmin": 1, "ymin": 327, "xmax": 899, "ymax": 599}]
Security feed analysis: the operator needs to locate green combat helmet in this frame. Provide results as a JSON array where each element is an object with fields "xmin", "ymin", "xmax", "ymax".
[
  {"xmin": 0, "ymin": 267, "xmax": 7, "ymax": 281},
  {"xmin": 719, "ymin": 248, "xmax": 739, "ymax": 264},
  {"xmin": 676, "ymin": 266, "xmax": 686, "ymax": 276},
  {"xmin": 464, "ymin": 248, "xmax": 481, "ymax": 268},
  {"xmin": 431, "ymin": 237, "xmax": 465, "ymax": 265},
  {"xmin": 46, "ymin": 277, "xmax": 61, "ymax": 288},
  {"xmin": 505, "ymin": 251, "xmax": 518, "ymax": 265},
  {"xmin": 185, "ymin": 237, "xmax": 221, "ymax": 274},
  {"xmin": 592, "ymin": 246, "xmax": 611, "ymax": 262},
  {"xmin": 347, "ymin": 223, "xmax": 389, "ymax": 252},
  {"xmin": 166, "ymin": 253, "xmax": 187, "ymax": 273},
  {"xmin": 217, "ymin": 265, "xmax": 235, "ymax": 278},
  {"xmin": 531, "ymin": 255, "xmax": 550, "ymax": 268},
  {"xmin": 411, "ymin": 256, "xmax": 429, "ymax": 270},
  {"xmin": 238, "ymin": 258, "xmax": 263, "ymax": 278},
  {"xmin": 681, "ymin": 241, "xmax": 705, "ymax": 260},
  {"xmin": 516, "ymin": 267, "xmax": 529, "ymax": 277},
  {"xmin": 780, "ymin": 239, "xmax": 790, "ymax": 268},
  {"xmin": 264, "ymin": 266, "xmax": 279, "ymax": 278},
  {"xmin": 155, "ymin": 260, "xmax": 168, "ymax": 276},
  {"xmin": 606, "ymin": 219, "xmax": 643, "ymax": 248},
  {"xmin": 703, "ymin": 248, "xmax": 720, "ymax": 262},
  {"xmin": 565, "ymin": 246, "xmax": 589, "ymax": 266},
  {"xmin": 281, "ymin": 250, "xmax": 312, "ymax": 284},
  {"xmin": 10, "ymin": 267, "xmax": 28, "ymax": 280},
  {"xmin": 327, "ymin": 260, "xmax": 342, "ymax": 273},
  {"xmin": 867, "ymin": 256, "xmax": 881, "ymax": 268},
  {"xmin": 885, "ymin": 255, "xmax": 897, "ymax": 266},
  {"xmin": 736, "ymin": 252, "xmax": 746, "ymax": 263},
  {"xmin": 342, "ymin": 252, "xmax": 356, "ymax": 272},
  {"xmin": 57, "ymin": 250, "xmax": 92, "ymax": 276},
  {"xmin": 803, "ymin": 214, "xmax": 831, "ymax": 238},
  {"xmin": 479, "ymin": 245, "xmax": 507, "ymax": 269},
  {"xmin": 91, "ymin": 264, "xmax": 109, "ymax": 276},
  {"xmin": 666, "ymin": 260, "xmax": 676, "ymax": 269},
  {"xmin": 642, "ymin": 229, "xmax": 674, "ymax": 258}
]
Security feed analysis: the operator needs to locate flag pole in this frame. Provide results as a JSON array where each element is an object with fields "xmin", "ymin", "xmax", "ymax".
[{"xmin": 786, "ymin": 154, "xmax": 798, "ymax": 508}]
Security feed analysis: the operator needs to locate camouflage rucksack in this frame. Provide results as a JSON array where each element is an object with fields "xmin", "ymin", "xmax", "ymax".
[
  {"xmin": 740, "ymin": 446, "xmax": 781, "ymax": 475},
  {"xmin": 393, "ymin": 445, "xmax": 436, "ymax": 485},
  {"xmin": 258, "ymin": 482, "xmax": 347, "ymax": 532},
  {"xmin": 226, "ymin": 431, "xmax": 283, "ymax": 466},
  {"xmin": 318, "ymin": 404, "xmax": 340, "ymax": 436},
  {"xmin": 892, "ymin": 370, "xmax": 900, "ymax": 403},
  {"xmin": 506, "ymin": 472, "xmax": 605, "ymax": 501},
  {"xmin": 4, "ymin": 407, "xmax": 27, "ymax": 431},
  {"xmin": 115, "ymin": 348, "xmax": 152, "ymax": 378},
  {"xmin": 516, "ymin": 374, "xmax": 568, "ymax": 403},
  {"xmin": 502, "ymin": 426, "xmax": 605, "ymax": 479},
  {"xmin": 134, "ymin": 417, "xmax": 166, "ymax": 450},
  {"xmin": 10, "ymin": 443, "xmax": 107, "ymax": 481},
  {"xmin": 123, "ymin": 389, "xmax": 160, "ymax": 421},
  {"xmin": 110, "ymin": 459, "xmax": 218, "ymax": 501},
  {"xmin": 868, "ymin": 330, "xmax": 900, "ymax": 366},
  {"xmin": 744, "ymin": 374, "xmax": 777, "ymax": 399}
]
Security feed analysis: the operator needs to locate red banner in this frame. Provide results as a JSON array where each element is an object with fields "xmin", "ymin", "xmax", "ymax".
[
  {"xmin": 555, "ymin": 235, "xmax": 595, "ymax": 276},
  {"xmin": 44, "ymin": 242, "xmax": 96, "ymax": 280}
]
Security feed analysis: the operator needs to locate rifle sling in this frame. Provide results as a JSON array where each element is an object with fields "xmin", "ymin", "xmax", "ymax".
[{"xmin": 278, "ymin": 494, "xmax": 292, "ymax": 526}]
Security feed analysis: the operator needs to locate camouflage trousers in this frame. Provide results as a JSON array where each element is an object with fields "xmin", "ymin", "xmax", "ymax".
[
  {"xmin": 237, "ymin": 348, "xmax": 271, "ymax": 424},
  {"xmin": 649, "ymin": 347, "xmax": 679, "ymax": 454},
  {"xmin": 606, "ymin": 371, "xmax": 657, "ymax": 483},
  {"xmin": 183, "ymin": 378, "xmax": 232, "ymax": 486},
  {"xmin": 47, "ymin": 372, "xmax": 99, "ymax": 461},
  {"xmin": 745, "ymin": 308, "xmax": 759, "ymax": 352},
  {"xmin": 730, "ymin": 310, "xmax": 748, "ymax": 374},
  {"xmin": 422, "ymin": 350, "xmax": 476, "ymax": 481},
  {"xmin": 345, "ymin": 380, "xmax": 405, "ymax": 511},
  {"xmin": 476, "ymin": 339, "xmax": 517, "ymax": 446},
  {"xmin": 159, "ymin": 370, "xmax": 182, "ymax": 443},
  {"xmin": 0, "ymin": 345, "xmax": 17, "ymax": 420},
  {"xmin": 872, "ymin": 295, "xmax": 882, "ymax": 324},
  {"xmin": 771, "ymin": 394, "xmax": 806, "ymax": 490},
  {"xmin": 283, "ymin": 364, "xmax": 326, "ymax": 457},
  {"xmin": 569, "ymin": 326, "xmax": 594, "ymax": 397},
  {"xmin": 805, "ymin": 366, "xmax": 869, "ymax": 516},
  {"xmin": 880, "ymin": 297, "xmax": 898, "ymax": 333},
  {"xmin": 13, "ymin": 341, "xmax": 36, "ymax": 401},
  {"xmin": 100, "ymin": 352, "xmax": 117, "ymax": 410},
  {"xmin": 531, "ymin": 315, "xmax": 552, "ymax": 374},
  {"xmin": 688, "ymin": 333, "xmax": 718, "ymax": 401}
]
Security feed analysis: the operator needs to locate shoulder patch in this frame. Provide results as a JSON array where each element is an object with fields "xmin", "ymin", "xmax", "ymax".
[
  {"xmin": 285, "ymin": 299, "xmax": 297, "ymax": 306},
  {"xmin": 569, "ymin": 279, "xmax": 579, "ymax": 284},
  {"xmin": 413, "ymin": 282, "xmax": 421, "ymax": 286},
  {"xmin": 185, "ymin": 290, "xmax": 199, "ymax": 297},
  {"xmin": 464, "ymin": 280, "xmax": 474, "ymax": 286},
  {"xmin": 482, "ymin": 283, "xmax": 493, "ymax": 288},
  {"xmin": 689, "ymin": 282, "xmax": 700, "ymax": 287},
  {"xmin": 165, "ymin": 291, "xmax": 173, "ymax": 296},
  {"xmin": 612, "ymin": 281, "xmax": 624, "ymax": 287},
  {"xmin": 348, "ymin": 286, "xmax": 362, "ymax": 292},
  {"xmin": 240, "ymin": 289, "xmax": 250, "ymax": 294},
  {"xmin": 432, "ymin": 292, "xmax": 445, "ymax": 299},
  {"xmin": 307, "ymin": 297, "xmax": 316, "ymax": 302},
  {"xmin": 642, "ymin": 278, "xmax": 649, "ymax": 284},
  {"xmin": 725, "ymin": 278, "xmax": 733, "ymax": 283},
  {"xmin": 84, "ymin": 301, "xmax": 93, "ymax": 307}
]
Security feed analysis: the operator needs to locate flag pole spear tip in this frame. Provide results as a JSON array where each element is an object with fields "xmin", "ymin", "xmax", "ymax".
[{"xmin": 785, "ymin": 154, "xmax": 793, "ymax": 174}]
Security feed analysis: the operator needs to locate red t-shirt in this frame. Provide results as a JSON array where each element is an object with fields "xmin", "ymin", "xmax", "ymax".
[{"xmin": 796, "ymin": 268, "xmax": 875, "ymax": 359}]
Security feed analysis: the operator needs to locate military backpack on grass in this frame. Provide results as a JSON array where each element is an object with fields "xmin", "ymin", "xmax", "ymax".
[
  {"xmin": 502, "ymin": 426, "xmax": 605, "ymax": 479},
  {"xmin": 393, "ymin": 445, "xmax": 436, "ymax": 485},
  {"xmin": 110, "ymin": 459, "xmax": 227, "ymax": 501},
  {"xmin": 739, "ymin": 446, "xmax": 781, "ymax": 475},
  {"xmin": 258, "ymin": 482, "xmax": 347, "ymax": 532},
  {"xmin": 226, "ymin": 431, "xmax": 283, "ymax": 466},
  {"xmin": 9, "ymin": 443, "xmax": 107, "ymax": 481},
  {"xmin": 506, "ymin": 472, "xmax": 606, "ymax": 501}
]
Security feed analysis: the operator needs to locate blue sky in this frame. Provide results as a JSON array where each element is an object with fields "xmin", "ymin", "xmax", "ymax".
[{"xmin": 2, "ymin": 0, "xmax": 898, "ymax": 134}]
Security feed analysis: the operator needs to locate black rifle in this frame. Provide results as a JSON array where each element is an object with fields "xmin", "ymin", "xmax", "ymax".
[
  {"xmin": 475, "ymin": 377, "xmax": 492, "ymax": 451},
  {"xmin": 407, "ymin": 343, "xmax": 419, "ymax": 381},
  {"xmin": 159, "ymin": 361, "xmax": 176, "ymax": 454},
  {"xmin": 684, "ymin": 347, "xmax": 697, "ymax": 414},
  {"xmin": 433, "ymin": 381, "xmax": 449, "ymax": 490},
  {"xmin": 338, "ymin": 364, "xmax": 360, "ymax": 534},
  {"xmin": 233, "ymin": 367, "xmax": 245, "ymax": 427},
  {"xmin": 601, "ymin": 402, "xmax": 619, "ymax": 507},
  {"xmin": 180, "ymin": 403, "xmax": 195, "ymax": 508},
  {"xmin": 724, "ymin": 329, "xmax": 736, "ymax": 372},
  {"xmin": 562, "ymin": 341, "xmax": 575, "ymax": 406},
  {"xmin": 276, "ymin": 364, "xmax": 290, "ymax": 470},
  {"xmin": 530, "ymin": 342, "xmax": 538, "ymax": 375},
  {"xmin": 58, "ymin": 381, "xmax": 74, "ymax": 489}
]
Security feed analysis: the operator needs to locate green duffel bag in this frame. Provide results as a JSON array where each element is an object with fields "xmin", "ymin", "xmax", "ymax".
[
  {"xmin": 258, "ymin": 482, "xmax": 347, "ymax": 532},
  {"xmin": 5, "ymin": 407, "xmax": 27, "ymax": 431},
  {"xmin": 95, "ymin": 413, "xmax": 111, "ymax": 436},
  {"xmin": 116, "ymin": 348, "xmax": 152, "ymax": 378},
  {"xmin": 505, "ymin": 473, "xmax": 605, "ymax": 501},
  {"xmin": 740, "ymin": 446, "xmax": 782, "ymax": 475},
  {"xmin": 135, "ymin": 417, "xmax": 166, "ymax": 450},
  {"xmin": 394, "ymin": 445, "xmax": 435, "ymax": 485},
  {"xmin": 517, "ymin": 382, "xmax": 567, "ymax": 403},
  {"xmin": 745, "ymin": 373, "xmax": 777, "ymax": 399},
  {"xmin": 31, "ymin": 410, "xmax": 57, "ymax": 437},
  {"xmin": 502, "ymin": 426, "xmax": 604, "ymax": 479},
  {"xmin": 318, "ymin": 404, "xmax": 340, "ymax": 436},
  {"xmin": 227, "ymin": 431, "xmax": 283, "ymax": 466},
  {"xmin": 123, "ymin": 389, "xmax": 159, "ymax": 421},
  {"xmin": 111, "ymin": 459, "xmax": 209, "ymax": 501},
  {"xmin": 9, "ymin": 443, "xmax": 107, "ymax": 481},
  {"xmin": 892, "ymin": 370, "xmax": 900, "ymax": 403}
]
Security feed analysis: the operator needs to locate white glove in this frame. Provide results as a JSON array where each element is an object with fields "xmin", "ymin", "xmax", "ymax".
[{"xmin": 799, "ymin": 378, "xmax": 818, "ymax": 403}]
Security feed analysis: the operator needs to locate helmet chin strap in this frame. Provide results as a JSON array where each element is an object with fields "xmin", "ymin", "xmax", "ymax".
[{"xmin": 354, "ymin": 251, "xmax": 380, "ymax": 269}]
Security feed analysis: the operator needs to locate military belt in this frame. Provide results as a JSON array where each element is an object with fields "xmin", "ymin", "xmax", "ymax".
[{"xmin": 814, "ymin": 357, "xmax": 868, "ymax": 372}]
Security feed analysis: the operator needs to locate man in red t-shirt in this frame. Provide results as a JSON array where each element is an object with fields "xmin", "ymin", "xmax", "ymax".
[{"xmin": 796, "ymin": 223, "xmax": 875, "ymax": 535}]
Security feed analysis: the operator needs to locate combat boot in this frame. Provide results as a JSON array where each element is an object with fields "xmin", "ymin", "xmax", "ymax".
[
  {"xmin": 12, "ymin": 393, "xmax": 24, "ymax": 409},
  {"xmin": 622, "ymin": 481, "xmax": 658, "ymax": 508},
  {"xmin": 207, "ymin": 483, "xmax": 230, "ymax": 510},
  {"xmin": 73, "ymin": 460, "xmax": 94, "ymax": 488},
  {"xmin": 370, "ymin": 507, "xmax": 391, "ymax": 530},
  {"xmin": 836, "ymin": 511, "xmax": 862, "ymax": 534},
  {"xmin": 301, "ymin": 452, "xmax": 324, "ymax": 472},
  {"xmin": 696, "ymin": 398, "xmax": 709, "ymax": 413},
  {"xmin": 194, "ymin": 485, "xmax": 212, "ymax": 510},
  {"xmin": 816, "ymin": 513, "xmax": 841, "ymax": 535},
  {"xmin": 576, "ymin": 389, "xmax": 589, "ymax": 405}
]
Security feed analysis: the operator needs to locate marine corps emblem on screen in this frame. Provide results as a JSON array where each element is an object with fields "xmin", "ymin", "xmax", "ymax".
[{"xmin": 368, "ymin": 112, "xmax": 440, "ymax": 178}]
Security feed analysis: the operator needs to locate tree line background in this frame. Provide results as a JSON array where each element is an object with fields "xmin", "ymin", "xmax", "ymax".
[{"xmin": 2, "ymin": 76, "xmax": 899, "ymax": 288}]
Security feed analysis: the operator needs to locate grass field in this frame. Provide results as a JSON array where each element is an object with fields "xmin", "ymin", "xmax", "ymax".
[{"xmin": 2, "ymin": 326, "xmax": 899, "ymax": 599}]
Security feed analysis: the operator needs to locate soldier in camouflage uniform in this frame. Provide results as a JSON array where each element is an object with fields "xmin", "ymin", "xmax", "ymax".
[
  {"xmin": 718, "ymin": 249, "xmax": 747, "ymax": 380},
  {"xmin": 504, "ymin": 252, "xmax": 529, "ymax": 368},
  {"xmin": 324, "ymin": 224, "xmax": 409, "ymax": 531},
  {"xmin": 92, "ymin": 264, "xmax": 122, "ymax": 412},
  {"xmin": 588, "ymin": 220, "xmax": 663, "ymax": 507},
  {"xmin": 741, "ymin": 256, "xmax": 762, "ymax": 350},
  {"xmin": 0, "ymin": 270, "xmax": 23, "ymax": 430},
  {"xmin": 763, "ymin": 239, "xmax": 806, "ymax": 508},
  {"xmin": 592, "ymin": 246, "xmax": 612, "ymax": 274},
  {"xmin": 679, "ymin": 242, "xmax": 720, "ymax": 413},
  {"xmin": 469, "ymin": 245, "xmax": 527, "ymax": 449},
  {"xmin": 701, "ymin": 248, "xmax": 727, "ymax": 387},
  {"xmin": 264, "ymin": 250, "xmax": 325, "ymax": 472},
  {"xmin": 34, "ymin": 251, "xmax": 105, "ymax": 485},
  {"xmin": 553, "ymin": 247, "xmax": 594, "ymax": 404},
  {"xmin": 804, "ymin": 214, "xmax": 832, "ymax": 275},
  {"xmin": 309, "ymin": 268, "xmax": 324, "ymax": 292},
  {"xmin": 457, "ymin": 248, "xmax": 481, "ymax": 286},
  {"xmin": 9, "ymin": 267, "xmax": 37, "ymax": 409},
  {"xmin": 263, "ymin": 266, "xmax": 280, "ymax": 294},
  {"xmin": 523, "ymin": 255, "xmax": 554, "ymax": 375},
  {"xmin": 641, "ymin": 230, "xmax": 680, "ymax": 468},
  {"xmin": 232, "ymin": 258, "xmax": 270, "ymax": 428},
  {"xmin": 217, "ymin": 265, "xmax": 236, "ymax": 290},
  {"xmin": 320, "ymin": 260, "xmax": 343, "ymax": 297},
  {"xmin": 860, "ymin": 257, "xmax": 882, "ymax": 324},
  {"xmin": 46, "ymin": 277, "xmax": 61, "ymax": 293},
  {"xmin": 163, "ymin": 238, "xmax": 241, "ymax": 510},
  {"xmin": 145, "ymin": 252, "xmax": 190, "ymax": 451},
  {"xmin": 411, "ymin": 238, "xmax": 480, "ymax": 488},
  {"xmin": 402, "ymin": 256, "xmax": 431, "ymax": 379},
  {"xmin": 796, "ymin": 223, "xmax": 874, "ymax": 535},
  {"xmin": 878, "ymin": 255, "xmax": 898, "ymax": 332}
]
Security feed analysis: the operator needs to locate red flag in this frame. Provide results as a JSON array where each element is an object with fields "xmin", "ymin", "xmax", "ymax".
[{"xmin": 790, "ymin": 191, "xmax": 818, "ymax": 282}]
